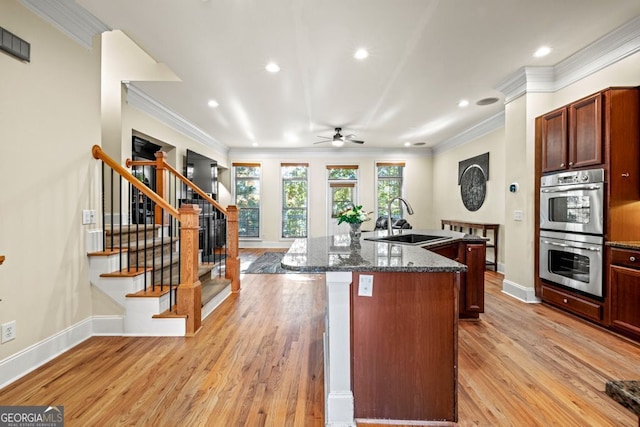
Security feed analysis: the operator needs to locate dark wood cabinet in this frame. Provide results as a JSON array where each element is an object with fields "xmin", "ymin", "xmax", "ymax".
[
  {"xmin": 351, "ymin": 271, "xmax": 457, "ymax": 422},
  {"xmin": 430, "ymin": 240, "xmax": 485, "ymax": 319},
  {"xmin": 464, "ymin": 243, "xmax": 486, "ymax": 314},
  {"xmin": 609, "ymin": 247, "xmax": 640, "ymax": 341},
  {"xmin": 541, "ymin": 92, "xmax": 603, "ymax": 174},
  {"xmin": 569, "ymin": 92, "xmax": 603, "ymax": 169},
  {"xmin": 541, "ymin": 107, "xmax": 568, "ymax": 173}
]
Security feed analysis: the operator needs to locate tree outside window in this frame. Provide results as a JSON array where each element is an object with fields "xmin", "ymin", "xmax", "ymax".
[
  {"xmin": 281, "ymin": 165, "xmax": 308, "ymax": 238},
  {"xmin": 377, "ymin": 164, "xmax": 404, "ymax": 218},
  {"xmin": 234, "ymin": 164, "xmax": 260, "ymax": 237}
]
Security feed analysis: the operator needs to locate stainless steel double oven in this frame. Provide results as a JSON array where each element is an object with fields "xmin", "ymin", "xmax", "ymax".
[{"xmin": 539, "ymin": 168, "xmax": 605, "ymax": 297}]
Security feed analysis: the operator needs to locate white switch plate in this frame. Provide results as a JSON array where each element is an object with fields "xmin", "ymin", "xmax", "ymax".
[
  {"xmin": 514, "ymin": 210, "xmax": 523, "ymax": 221},
  {"xmin": 2, "ymin": 320, "xmax": 16, "ymax": 343},
  {"xmin": 358, "ymin": 275, "xmax": 374, "ymax": 297},
  {"xmin": 82, "ymin": 209, "xmax": 96, "ymax": 225}
]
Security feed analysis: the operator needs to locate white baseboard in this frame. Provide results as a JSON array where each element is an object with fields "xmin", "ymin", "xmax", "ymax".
[
  {"xmin": 239, "ymin": 240, "xmax": 292, "ymax": 249},
  {"xmin": 502, "ymin": 279, "xmax": 541, "ymax": 303},
  {"xmin": 92, "ymin": 315, "xmax": 124, "ymax": 335},
  {"xmin": 0, "ymin": 318, "xmax": 93, "ymax": 390}
]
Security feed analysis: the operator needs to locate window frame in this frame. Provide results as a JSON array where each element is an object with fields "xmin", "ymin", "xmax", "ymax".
[
  {"xmin": 233, "ymin": 162, "xmax": 262, "ymax": 239},
  {"xmin": 376, "ymin": 162, "xmax": 406, "ymax": 219},
  {"xmin": 281, "ymin": 163, "xmax": 309, "ymax": 239}
]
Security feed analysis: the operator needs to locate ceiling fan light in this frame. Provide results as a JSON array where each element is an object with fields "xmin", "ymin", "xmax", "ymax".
[{"xmin": 332, "ymin": 139, "xmax": 344, "ymax": 147}]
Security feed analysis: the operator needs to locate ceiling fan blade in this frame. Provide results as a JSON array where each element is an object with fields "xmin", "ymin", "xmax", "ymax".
[
  {"xmin": 316, "ymin": 135, "xmax": 332, "ymax": 139},
  {"xmin": 344, "ymin": 134, "xmax": 357, "ymax": 139},
  {"xmin": 313, "ymin": 140, "xmax": 329, "ymax": 144},
  {"xmin": 347, "ymin": 139, "xmax": 365, "ymax": 144}
]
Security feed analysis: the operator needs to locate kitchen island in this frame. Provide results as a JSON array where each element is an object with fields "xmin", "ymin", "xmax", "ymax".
[{"xmin": 281, "ymin": 229, "xmax": 484, "ymax": 426}]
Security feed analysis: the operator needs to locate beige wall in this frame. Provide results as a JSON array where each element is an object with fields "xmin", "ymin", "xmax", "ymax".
[
  {"xmin": 432, "ymin": 128, "xmax": 506, "ymax": 268},
  {"xmin": 229, "ymin": 151, "xmax": 433, "ymax": 245},
  {"xmin": 0, "ymin": 1, "xmax": 101, "ymax": 359}
]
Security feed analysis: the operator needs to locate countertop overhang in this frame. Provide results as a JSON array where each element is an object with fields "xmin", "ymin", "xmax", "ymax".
[{"xmin": 281, "ymin": 229, "xmax": 486, "ymax": 273}]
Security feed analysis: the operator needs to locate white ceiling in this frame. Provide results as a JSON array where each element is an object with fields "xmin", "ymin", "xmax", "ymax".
[{"xmin": 74, "ymin": 0, "xmax": 640, "ymax": 150}]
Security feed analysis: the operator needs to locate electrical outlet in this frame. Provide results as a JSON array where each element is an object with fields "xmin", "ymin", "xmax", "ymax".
[
  {"xmin": 358, "ymin": 275, "xmax": 374, "ymax": 297},
  {"xmin": 2, "ymin": 320, "xmax": 16, "ymax": 343}
]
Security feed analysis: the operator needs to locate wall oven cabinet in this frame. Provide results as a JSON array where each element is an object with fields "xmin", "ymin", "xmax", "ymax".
[{"xmin": 535, "ymin": 86, "xmax": 640, "ymax": 330}]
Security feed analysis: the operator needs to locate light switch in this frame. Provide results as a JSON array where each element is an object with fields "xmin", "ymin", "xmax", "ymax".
[
  {"xmin": 82, "ymin": 209, "xmax": 96, "ymax": 225},
  {"xmin": 514, "ymin": 210, "xmax": 523, "ymax": 221},
  {"xmin": 358, "ymin": 275, "xmax": 374, "ymax": 297}
]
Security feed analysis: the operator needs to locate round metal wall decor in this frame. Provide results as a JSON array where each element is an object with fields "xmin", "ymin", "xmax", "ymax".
[{"xmin": 460, "ymin": 164, "xmax": 487, "ymax": 211}]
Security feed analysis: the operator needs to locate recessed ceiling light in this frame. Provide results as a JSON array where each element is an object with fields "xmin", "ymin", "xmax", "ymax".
[
  {"xmin": 265, "ymin": 62, "xmax": 280, "ymax": 73},
  {"xmin": 354, "ymin": 48, "xmax": 369, "ymax": 60},
  {"xmin": 404, "ymin": 142, "xmax": 411, "ymax": 147},
  {"xmin": 458, "ymin": 99, "xmax": 469, "ymax": 108},
  {"xmin": 534, "ymin": 46, "xmax": 552, "ymax": 58},
  {"xmin": 207, "ymin": 99, "xmax": 219, "ymax": 108},
  {"xmin": 252, "ymin": 142, "xmax": 258, "ymax": 147},
  {"xmin": 476, "ymin": 97, "xmax": 499, "ymax": 106}
]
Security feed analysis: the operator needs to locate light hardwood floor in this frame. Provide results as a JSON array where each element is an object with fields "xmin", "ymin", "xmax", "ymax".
[{"xmin": 1, "ymin": 250, "xmax": 639, "ymax": 426}]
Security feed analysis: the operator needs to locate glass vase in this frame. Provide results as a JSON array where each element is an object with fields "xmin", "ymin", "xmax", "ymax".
[{"xmin": 349, "ymin": 222, "xmax": 362, "ymax": 241}]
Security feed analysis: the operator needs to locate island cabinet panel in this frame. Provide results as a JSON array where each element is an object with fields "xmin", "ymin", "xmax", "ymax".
[
  {"xmin": 351, "ymin": 271, "xmax": 458, "ymax": 422},
  {"xmin": 430, "ymin": 241, "xmax": 486, "ymax": 318},
  {"xmin": 464, "ymin": 243, "xmax": 486, "ymax": 314}
]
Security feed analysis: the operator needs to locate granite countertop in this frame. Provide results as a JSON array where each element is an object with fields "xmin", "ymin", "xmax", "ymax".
[
  {"xmin": 281, "ymin": 228, "xmax": 485, "ymax": 273},
  {"xmin": 606, "ymin": 380, "xmax": 640, "ymax": 417},
  {"xmin": 607, "ymin": 241, "xmax": 640, "ymax": 250}
]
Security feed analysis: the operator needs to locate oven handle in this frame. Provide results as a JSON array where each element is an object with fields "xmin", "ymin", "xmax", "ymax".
[
  {"xmin": 542, "ymin": 240, "xmax": 601, "ymax": 252},
  {"xmin": 540, "ymin": 185, "xmax": 601, "ymax": 193}
]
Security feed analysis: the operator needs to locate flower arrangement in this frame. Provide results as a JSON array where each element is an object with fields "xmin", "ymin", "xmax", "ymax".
[{"xmin": 337, "ymin": 205, "xmax": 372, "ymax": 225}]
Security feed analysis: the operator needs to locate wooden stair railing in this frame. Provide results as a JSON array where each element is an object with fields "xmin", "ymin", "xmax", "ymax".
[
  {"xmin": 92, "ymin": 145, "xmax": 203, "ymax": 336},
  {"xmin": 127, "ymin": 151, "xmax": 240, "ymax": 293}
]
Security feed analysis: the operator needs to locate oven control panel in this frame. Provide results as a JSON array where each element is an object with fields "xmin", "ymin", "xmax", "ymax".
[{"xmin": 541, "ymin": 168, "xmax": 605, "ymax": 187}]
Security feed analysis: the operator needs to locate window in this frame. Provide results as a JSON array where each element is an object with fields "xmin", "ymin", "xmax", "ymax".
[
  {"xmin": 377, "ymin": 162, "xmax": 405, "ymax": 218},
  {"xmin": 281, "ymin": 163, "xmax": 308, "ymax": 238},
  {"xmin": 327, "ymin": 165, "xmax": 358, "ymax": 217},
  {"xmin": 233, "ymin": 163, "xmax": 261, "ymax": 238}
]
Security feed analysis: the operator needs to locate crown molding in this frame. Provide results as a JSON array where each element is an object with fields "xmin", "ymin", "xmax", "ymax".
[
  {"xmin": 497, "ymin": 15, "xmax": 640, "ymax": 103},
  {"xmin": 19, "ymin": 0, "xmax": 110, "ymax": 49},
  {"xmin": 229, "ymin": 146, "xmax": 432, "ymax": 160},
  {"xmin": 126, "ymin": 84, "xmax": 229, "ymax": 155},
  {"xmin": 432, "ymin": 111, "xmax": 505, "ymax": 155}
]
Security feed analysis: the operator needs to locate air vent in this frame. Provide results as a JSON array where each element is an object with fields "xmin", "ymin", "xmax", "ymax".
[
  {"xmin": 476, "ymin": 97, "xmax": 499, "ymax": 106},
  {"xmin": 0, "ymin": 26, "xmax": 30, "ymax": 62}
]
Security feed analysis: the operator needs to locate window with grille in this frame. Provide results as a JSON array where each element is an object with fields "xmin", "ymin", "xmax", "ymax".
[
  {"xmin": 233, "ymin": 163, "xmax": 261, "ymax": 238},
  {"xmin": 281, "ymin": 163, "xmax": 308, "ymax": 238}
]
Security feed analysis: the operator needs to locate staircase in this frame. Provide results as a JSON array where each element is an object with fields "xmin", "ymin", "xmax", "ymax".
[
  {"xmin": 88, "ymin": 225, "xmax": 231, "ymax": 336},
  {"xmin": 89, "ymin": 145, "xmax": 240, "ymax": 337}
]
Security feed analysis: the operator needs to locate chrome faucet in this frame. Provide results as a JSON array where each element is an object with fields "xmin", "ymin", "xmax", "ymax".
[{"xmin": 387, "ymin": 197, "xmax": 414, "ymax": 235}]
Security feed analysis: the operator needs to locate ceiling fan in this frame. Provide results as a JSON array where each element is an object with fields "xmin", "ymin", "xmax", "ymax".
[{"xmin": 314, "ymin": 128, "xmax": 364, "ymax": 147}]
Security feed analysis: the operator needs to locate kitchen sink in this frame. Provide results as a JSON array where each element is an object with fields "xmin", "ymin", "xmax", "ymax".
[{"xmin": 365, "ymin": 233, "xmax": 453, "ymax": 245}]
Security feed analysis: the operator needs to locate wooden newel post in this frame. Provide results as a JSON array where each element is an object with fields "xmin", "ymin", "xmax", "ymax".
[
  {"xmin": 178, "ymin": 204, "xmax": 202, "ymax": 336},
  {"xmin": 226, "ymin": 205, "xmax": 241, "ymax": 293},
  {"xmin": 154, "ymin": 151, "xmax": 168, "ymax": 226}
]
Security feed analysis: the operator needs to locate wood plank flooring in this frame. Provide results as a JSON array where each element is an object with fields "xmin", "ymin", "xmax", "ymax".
[{"xmin": 1, "ymin": 250, "xmax": 639, "ymax": 426}]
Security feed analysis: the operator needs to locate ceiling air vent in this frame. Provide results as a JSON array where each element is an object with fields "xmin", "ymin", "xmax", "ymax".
[{"xmin": 0, "ymin": 26, "xmax": 30, "ymax": 62}]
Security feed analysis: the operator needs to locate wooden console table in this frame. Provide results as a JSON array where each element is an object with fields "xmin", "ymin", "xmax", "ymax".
[{"xmin": 441, "ymin": 220, "xmax": 499, "ymax": 271}]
